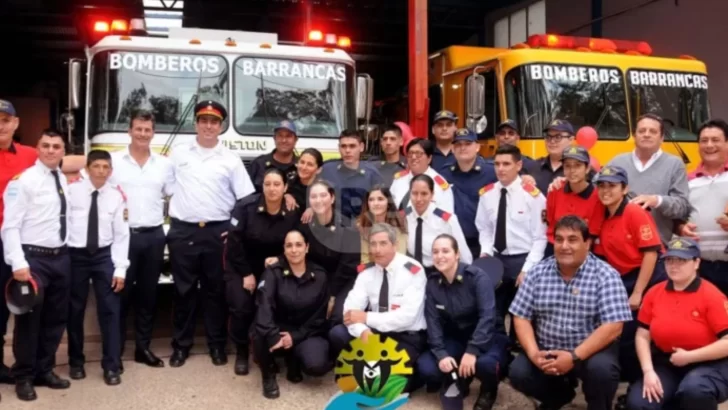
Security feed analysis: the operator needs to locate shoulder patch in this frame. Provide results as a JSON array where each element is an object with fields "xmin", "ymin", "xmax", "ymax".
[
  {"xmin": 115, "ymin": 185, "xmax": 127, "ymax": 202},
  {"xmin": 433, "ymin": 208, "xmax": 452, "ymax": 222},
  {"xmin": 523, "ymin": 183, "xmax": 540, "ymax": 197},
  {"xmin": 394, "ymin": 169, "xmax": 411, "ymax": 179},
  {"xmin": 479, "ymin": 183, "xmax": 494, "ymax": 196},
  {"xmin": 404, "ymin": 261, "xmax": 421, "ymax": 274},
  {"xmin": 357, "ymin": 262, "xmax": 375, "ymax": 274},
  {"xmin": 433, "ymin": 175, "xmax": 449, "ymax": 190}
]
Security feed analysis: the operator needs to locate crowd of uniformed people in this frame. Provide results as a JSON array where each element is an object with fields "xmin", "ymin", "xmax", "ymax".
[{"xmin": 0, "ymin": 96, "xmax": 728, "ymax": 410}]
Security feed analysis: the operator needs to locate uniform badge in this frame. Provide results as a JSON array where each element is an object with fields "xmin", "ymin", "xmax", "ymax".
[
  {"xmin": 265, "ymin": 161, "xmax": 271, "ymax": 167},
  {"xmin": 283, "ymin": 269, "xmax": 290, "ymax": 276},
  {"xmin": 456, "ymin": 275, "xmax": 463, "ymax": 282},
  {"xmin": 404, "ymin": 261, "xmax": 421, "ymax": 274},
  {"xmin": 433, "ymin": 208, "xmax": 452, "ymax": 222},
  {"xmin": 359, "ymin": 169, "xmax": 365, "ymax": 175},
  {"xmin": 391, "ymin": 304, "xmax": 400, "ymax": 310},
  {"xmin": 640, "ymin": 225, "xmax": 653, "ymax": 241},
  {"xmin": 258, "ymin": 206, "xmax": 265, "ymax": 212},
  {"xmin": 475, "ymin": 165, "xmax": 481, "ymax": 171}
]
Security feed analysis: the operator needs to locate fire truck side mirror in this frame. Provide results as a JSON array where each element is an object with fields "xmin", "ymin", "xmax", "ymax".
[
  {"xmin": 69, "ymin": 60, "xmax": 83, "ymax": 110},
  {"xmin": 356, "ymin": 74, "xmax": 374, "ymax": 121},
  {"xmin": 466, "ymin": 73, "xmax": 486, "ymax": 119}
]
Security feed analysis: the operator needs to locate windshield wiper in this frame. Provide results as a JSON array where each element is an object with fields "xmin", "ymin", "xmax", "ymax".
[
  {"xmin": 161, "ymin": 71, "xmax": 204, "ymax": 156},
  {"xmin": 663, "ymin": 118, "xmax": 690, "ymax": 165}
]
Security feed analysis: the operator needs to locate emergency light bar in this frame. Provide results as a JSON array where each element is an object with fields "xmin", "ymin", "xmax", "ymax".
[
  {"xmin": 525, "ymin": 34, "xmax": 653, "ymax": 56},
  {"xmin": 307, "ymin": 30, "xmax": 351, "ymax": 49},
  {"xmin": 93, "ymin": 18, "xmax": 147, "ymax": 36}
]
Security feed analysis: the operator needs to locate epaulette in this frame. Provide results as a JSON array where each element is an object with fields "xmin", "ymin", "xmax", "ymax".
[
  {"xmin": 479, "ymin": 183, "xmax": 494, "ymax": 196},
  {"xmin": 523, "ymin": 183, "xmax": 540, "ymax": 197},
  {"xmin": 394, "ymin": 169, "xmax": 411, "ymax": 179},
  {"xmin": 433, "ymin": 175, "xmax": 449, "ymax": 190},
  {"xmin": 404, "ymin": 261, "xmax": 421, "ymax": 274},
  {"xmin": 115, "ymin": 185, "xmax": 127, "ymax": 202},
  {"xmin": 10, "ymin": 172, "xmax": 23, "ymax": 181},
  {"xmin": 357, "ymin": 262, "xmax": 375, "ymax": 274},
  {"xmin": 433, "ymin": 208, "xmax": 452, "ymax": 222}
]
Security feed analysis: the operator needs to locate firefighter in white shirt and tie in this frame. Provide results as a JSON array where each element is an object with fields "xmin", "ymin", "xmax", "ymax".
[
  {"xmin": 328, "ymin": 223, "xmax": 428, "ymax": 391},
  {"xmin": 66, "ymin": 150, "xmax": 129, "ymax": 386},
  {"xmin": 475, "ymin": 144, "xmax": 547, "ymax": 339},
  {"xmin": 1, "ymin": 130, "xmax": 72, "ymax": 401},
  {"xmin": 167, "ymin": 100, "xmax": 255, "ymax": 368}
]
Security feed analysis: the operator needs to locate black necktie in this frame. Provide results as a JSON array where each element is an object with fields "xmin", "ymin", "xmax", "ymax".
[
  {"xmin": 494, "ymin": 187, "xmax": 508, "ymax": 254},
  {"xmin": 50, "ymin": 170, "xmax": 67, "ymax": 241},
  {"xmin": 87, "ymin": 190, "xmax": 99, "ymax": 254},
  {"xmin": 379, "ymin": 269, "xmax": 389, "ymax": 313},
  {"xmin": 414, "ymin": 217, "xmax": 423, "ymax": 264}
]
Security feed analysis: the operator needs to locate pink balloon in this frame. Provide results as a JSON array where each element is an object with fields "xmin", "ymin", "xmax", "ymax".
[
  {"xmin": 589, "ymin": 155, "xmax": 601, "ymax": 172},
  {"xmin": 394, "ymin": 121, "xmax": 415, "ymax": 148},
  {"xmin": 576, "ymin": 126, "xmax": 599, "ymax": 151}
]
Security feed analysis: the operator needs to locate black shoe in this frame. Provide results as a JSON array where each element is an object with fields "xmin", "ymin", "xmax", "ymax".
[
  {"xmin": 614, "ymin": 394, "xmax": 627, "ymax": 410},
  {"xmin": 34, "ymin": 372, "xmax": 70, "ymax": 389},
  {"xmin": 285, "ymin": 360, "xmax": 303, "ymax": 384},
  {"xmin": 538, "ymin": 389, "xmax": 576, "ymax": 410},
  {"xmin": 135, "ymin": 349, "xmax": 164, "ymax": 368},
  {"xmin": 234, "ymin": 345, "xmax": 249, "ymax": 375},
  {"xmin": 15, "ymin": 380, "xmax": 37, "ymax": 401},
  {"xmin": 0, "ymin": 364, "xmax": 14, "ymax": 384},
  {"xmin": 169, "ymin": 349, "xmax": 189, "ymax": 368},
  {"xmin": 103, "ymin": 370, "xmax": 121, "ymax": 386},
  {"xmin": 210, "ymin": 348, "xmax": 228, "ymax": 366},
  {"xmin": 473, "ymin": 385, "xmax": 497, "ymax": 410},
  {"xmin": 69, "ymin": 366, "xmax": 86, "ymax": 380},
  {"xmin": 262, "ymin": 374, "xmax": 280, "ymax": 399}
]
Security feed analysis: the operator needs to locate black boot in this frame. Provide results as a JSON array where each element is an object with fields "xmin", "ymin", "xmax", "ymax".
[
  {"xmin": 473, "ymin": 384, "xmax": 497, "ymax": 410},
  {"xmin": 234, "ymin": 345, "xmax": 249, "ymax": 376},
  {"xmin": 262, "ymin": 372, "xmax": 280, "ymax": 399},
  {"xmin": 285, "ymin": 357, "xmax": 303, "ymax": 384}
]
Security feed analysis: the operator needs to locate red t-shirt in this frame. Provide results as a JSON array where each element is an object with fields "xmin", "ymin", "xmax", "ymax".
[
  {"xmin": 0, "ymin": 142, "xmax": 37, "ymax": 226},
  {"xmin": 638, "ymin": 278, "xmax": 728, "ymax": 353},
  {"xmin": 546, "ymin": 183, "xmax": 604, "ymax": 243}
]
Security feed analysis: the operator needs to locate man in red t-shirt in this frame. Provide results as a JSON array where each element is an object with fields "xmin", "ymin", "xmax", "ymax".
[{"xmin": 0, "ymin": 99, "xmax": 39, "ymax": 384}]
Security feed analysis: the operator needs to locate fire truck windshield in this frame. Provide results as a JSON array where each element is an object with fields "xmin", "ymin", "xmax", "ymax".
[
  {"xmin": 627, "ymin": 69, "xmax": 709, "ymax": 141},
  {"xmin": 505, "ymin": 63, "xmax": 629, "ymax": 140},
  {"xmin": 233, "ymin": 57, "xmax": 353, "ymax": 138},
  {"xmin": 89, "ymin": 51, "xmax": 229, "ymax": 135}
]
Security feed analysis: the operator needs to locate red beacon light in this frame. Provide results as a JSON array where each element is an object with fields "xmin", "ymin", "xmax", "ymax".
[
  {"xmin": 308, "ymin": 30, "xmax": 323, "ymax": 41},
  {"xmin": 526, "ymin": 34, "xmax": 653, "ymax": 56},
  {"xmin": 111, "ymin": 19, "xmax": 128, "ymax": 33},
  {"xmin": 337, "ymin": 36, "xmax": 351, "ymax": 48},
  {"xmin": 94, "ymin": 21, "xmax": 110, "ymax": 33}
]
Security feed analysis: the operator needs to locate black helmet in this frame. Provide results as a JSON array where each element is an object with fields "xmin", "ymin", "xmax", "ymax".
[{"xmin": 5, "ymin": 274, "xmax": 43, "ymax": 315}]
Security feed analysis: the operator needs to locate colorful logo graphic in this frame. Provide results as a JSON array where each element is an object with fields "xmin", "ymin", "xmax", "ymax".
[{"xmin": 324, "ymin": 334, "xmax": 412, "ymax": 410}]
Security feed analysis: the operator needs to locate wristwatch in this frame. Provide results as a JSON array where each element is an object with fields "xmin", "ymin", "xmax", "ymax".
[{"xmin": 570, "ymin": 351, "xmax": 582, "ymax": 365}]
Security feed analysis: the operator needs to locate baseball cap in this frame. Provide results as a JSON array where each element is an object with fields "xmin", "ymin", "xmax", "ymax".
[
  {"xmin": 595, "ymin": 165, "xmax": 628, "ymax": 184},
  {"xmin": 543, "ymin": 119, "xmax": 575, "ymax": 135},
  {"xmin": 433, "ymin": 110, "xmax": 458, "ymax": 123},
  {"xmin": 0, "ymin": 99, "xmax": 16, "ymax": 116},
  {"xmin": 453, "ymin": 128, "xmax": 477, "ymax": 143},
  {"xmin": 497, "ymin": 119, "xmax": 518, "ymax": 132},
  {"xmin": 664, "ymin": 237, "xmax": 700, "ymax": 260},
  {"xmin": 561, "ymin": 146, "xmax": 590, "ymax": 164},
  {"xmin": 274, "ymin": 120, "xmax": 297, "ymax": 136}
]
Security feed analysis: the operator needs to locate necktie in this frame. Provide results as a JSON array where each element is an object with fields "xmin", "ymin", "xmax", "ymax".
[
  {"xmin": 494, "ymin": 187, "xmax": 508, "ymax": 254},
  {"xmin": 50, "ymin": 170, "xmax": 67, "ymax": 241},
  {"xmin": 87, "ymin": 190, "xmax": 99, "ymax": 254},
  {"xmin": 414, "ymin": 217, "xmax": 423, "ymax": 264},
  {"xmin": 378, "ymin": 269, "xmax": 389, "ymax": 313}
]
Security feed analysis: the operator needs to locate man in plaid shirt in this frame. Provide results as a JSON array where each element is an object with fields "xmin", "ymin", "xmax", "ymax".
[{"xmin": 508, "ymin": 215, "xmax": 632, "ymax": 410}]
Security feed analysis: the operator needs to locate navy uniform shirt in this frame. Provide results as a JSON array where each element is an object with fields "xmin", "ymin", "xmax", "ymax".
[
  {"xmin": 425, "ymin": 263, "xmax": 496, "ymax": 361},
  {"xmin": 285, "ymin": 174, "xmax": 313, "ymax": 210},
  {"xmin": 370, "ymin": 157, "xmax": 407, "ymax": 188},
  {"xmin": 319, "ymin": 160, "xmax": 384, "ymax": 221},
  {"xmin": 432, "ymin": 147, "xmax": 454, "ymax": 173},
  {"xmin": 255, "ymin": 259, "xmax": 329, "ymax": 346},
  {"xmin": 224, "ymin": 194, "xmax": 301, "ymax": 279},
  {"xmin": 248, "ymin": 150, "xmax": 298, "ymax": 193},
  {"xmin": 525, "ymin": 156, "xmax": 596, "ymax": 195},
  {"xmin": 440, "ymin": 157, "xmax": 497, "ymax": 241}
]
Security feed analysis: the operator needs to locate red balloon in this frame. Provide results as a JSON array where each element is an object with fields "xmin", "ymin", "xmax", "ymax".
[
  {"xmin": 576, "ymin": 126, "xmax": 599, "ymax": 151},
  {"xmin": 589, "ymin": 155, "xmax": 601, "ymax": 172},
  {"xmin": 394, "ymin": 121, "xmax": 415, "ymax": 147}
]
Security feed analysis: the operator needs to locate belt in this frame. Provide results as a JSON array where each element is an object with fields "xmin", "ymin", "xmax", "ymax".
[
  {"xmin": 69, "ymin": 245, "xmax": 111, "ymax": 254},
  {"xmin": 130, "ymin": 225, "xmax": 163, "ymax": 234},
  {"xmin": 22, "ymin": 245, "xmax": 67, "ymax": 256},
  {"xmin": 171, "ymin": 218, "xmax": 228, "ymax": 228}
]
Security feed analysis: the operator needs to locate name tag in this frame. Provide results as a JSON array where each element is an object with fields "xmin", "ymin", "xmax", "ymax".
[
  {"xmin": 435, "ymin": 304, "xmax": 445, "ymax": 310},
  {"xmin": 391, "ymin": 304, "xmax": 400, "ymax": 310},
  {"xmin": 393, "ymin": 293, "xmax": 404, "ymax": 297}
]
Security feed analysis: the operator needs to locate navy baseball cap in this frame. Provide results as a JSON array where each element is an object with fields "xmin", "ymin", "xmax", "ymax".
[
  {"xmin": 595, "ymin": 165, "xmax": 629, "ymax": 184},
  {"xmin": 453, "ymin": 128, "xmax": 477, "ymax": 143},
  {"xmin": 433, "ymin": 110, "xmax": 458, "ymax": 123},
  {"xmin": 194, "ymin": 100, "xmax": 227, "ymax": 121},
  {"xmin": 561, "ymin": 146, "xmax": 590, "ymax": 164},
  {"xmin": 543, "ymin": 119, "xmax": 575, "ymax": 135},
  {"xmin": 497, "ymin": 119, "xmax": 518, "ymax": 131},
  {"xmin": 0, "ymin": 99, "xmax": 16, "ymax": 116},
  {"xmin": 6, "ymin": 274, "xmax": 43, "ymax": 315},
  {"xmin": 664, "ymin": 237, "xmax": 700, "ymax": 260},
  {"xmin": 274, "ymin": 120, "xmax": 297, "ymax": 136}
]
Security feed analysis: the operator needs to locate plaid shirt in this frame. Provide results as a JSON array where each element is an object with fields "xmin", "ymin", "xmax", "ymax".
[{"xmin": 509, "ymin": 253, "xmax": 632, "ymax": 351}]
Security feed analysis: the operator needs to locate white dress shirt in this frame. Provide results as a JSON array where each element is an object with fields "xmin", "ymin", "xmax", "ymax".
[
  {"xmin": 390, "ymin": 167, "xmax": 454, "ymax": 212},
  {"xmin": 344, "ymin": 252, "xmax": 427, "ymax": 338},
  {"xmin": 168, "ymin": 141, "xmax": 255, "ymax": 222},
  {"xmin": 632, "ymin": 149, "xmax": 663, "ymax": 173},
  {"xmin": 1, "ymin": 160, "xmax": 69, "ymax": 272},
  {"xmin": 405, "ymin": 202, "xmax": 472, "ymax": 268},
  {"xmin": 67, "ymin": 178, "xmax": 130, "ymax": 279},
  {"xmin": 107, "ymin": 148, "xmax": 175, "ymax": 228},
  {"xmin": 475, "ymin": 176, "xmax": 547, "ymax": 273}
]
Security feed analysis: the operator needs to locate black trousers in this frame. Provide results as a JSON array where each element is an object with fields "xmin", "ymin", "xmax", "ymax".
[
  {"xmin": 67, "ymin": 247, "xmax": 122, "ymax": 372},
  {"xmin": 120, "ymin": 226, "xmax": 165, "ymax": 352},
  {"xmin": 225, "ymin": 274, "xmax": 255, "ymax": 347},
  {"xmin": 254, "ymin": 333, "xmax": 332, "ymax": 377},
  {"xmin": 330, "ymin": 279, "xmax": 355, "ymax": 327},
  {"xmin": 494, "ymin": 253, "xmax": 527, "ymax": 339},
  {"xmin": 0, "ymin": 238, "xmax": 11, "ymax": 364},
  {"xmin": 12, "ymin": 245, "xmax": 71, "ymax": 381},
  {"xmin": 168, "ymin": 219, "xmax": 229, "ymax": 351},
  {"xmin": 509, "ymin": 342, "xmax": 621, "ymax": 410}
]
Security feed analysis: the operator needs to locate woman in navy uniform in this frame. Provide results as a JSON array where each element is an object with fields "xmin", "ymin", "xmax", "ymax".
[
  {"xmin": 224, "ymin": 168, "xmax": 301, "ymax": 376},
  {"xmin": 283, "ymin": 148, "xmax": 323, "ymax": 218},
  {"xmin": 626, "ymin": 237, "xmax": 728, "ymax": 410},
  {"xmin": 254, "ymin": 229, "xmax": 331, "ymax": 399},
  {"xmin": 417, "ymin": 234, "xmax": 509, "ymax": 410},
  {"xmin": 298, "ymin": 180, "xmax": 360, "ymax": 325},
  {"xmin": 357, "ymin": 185, "xmax": 408, "ymax": 263}
]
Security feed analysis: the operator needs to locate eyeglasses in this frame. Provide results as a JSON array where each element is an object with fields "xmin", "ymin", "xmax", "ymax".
[
  {"xmin": 544, "ymin": 134, "xmax": 571, "ymax": 142},
  {"xmin": 407, "ymin": 151, "xmax": 426, "ymax": 158}
]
